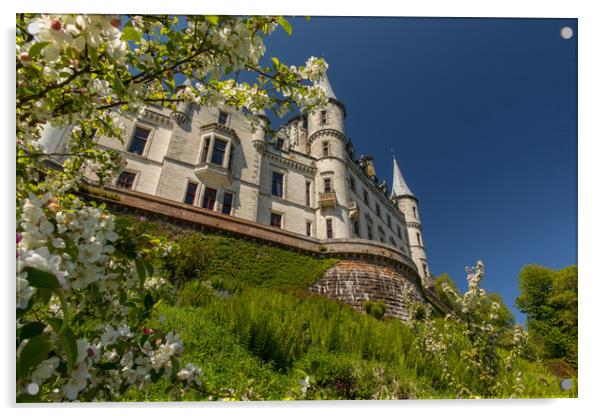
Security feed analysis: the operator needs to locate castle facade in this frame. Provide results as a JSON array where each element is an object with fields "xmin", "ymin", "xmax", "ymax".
[{"xmin": 42, "ymin": 74, "xmax": 431, "ymax": 283}]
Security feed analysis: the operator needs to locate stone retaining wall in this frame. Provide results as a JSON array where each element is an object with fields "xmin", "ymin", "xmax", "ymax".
[{"xmin": 310, "ymin": 259, "xmax": 425, "ymax": 320}]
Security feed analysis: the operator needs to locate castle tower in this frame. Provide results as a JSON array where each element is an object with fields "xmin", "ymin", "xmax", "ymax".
[
  {"xmin": 391, "ymin": 155, "xmax": 432, "ymax": 285},
  {"xmin": 308, "ymin": 73, "xmax": 351, "ymax": 239}
]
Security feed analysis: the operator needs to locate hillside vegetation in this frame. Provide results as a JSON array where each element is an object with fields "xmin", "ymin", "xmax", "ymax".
[{"xmin": 116, "ymin": 215, "xmax": 576, "ymax": 400}]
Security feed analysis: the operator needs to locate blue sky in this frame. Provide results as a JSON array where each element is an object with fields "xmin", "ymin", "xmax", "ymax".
[{"xmin": 263, "ymin": 17, "xmax": 577, "ymax": 324}]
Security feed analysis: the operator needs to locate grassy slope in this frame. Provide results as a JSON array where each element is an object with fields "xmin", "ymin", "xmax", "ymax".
[{"xmin": 118, "ymin": 217, "xmax": 574, "ymax": 400}]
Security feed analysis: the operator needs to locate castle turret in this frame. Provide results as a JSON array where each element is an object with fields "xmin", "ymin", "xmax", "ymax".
[
  {"xmin": 308, "ymin": 73, "xmax": 351, "ymax": 239},
  {"xmin": 391, "ymin": 155, "xmax": 432, "ymax": 285}
]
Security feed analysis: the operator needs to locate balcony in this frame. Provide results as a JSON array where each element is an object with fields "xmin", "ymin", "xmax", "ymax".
[
  {"xmin": 194, "ymin": 162, "xmax": 232, "ymax": 187},
  {"xmin": 348, "ymin": 200, "xmax": 359, "ymax": 219},
  {"xmin": 318, "ymin": 191, "xmax": 337, "ymax": 208}
]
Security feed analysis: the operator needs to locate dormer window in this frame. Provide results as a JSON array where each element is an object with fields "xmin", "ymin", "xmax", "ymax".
[
  {"xmin": 218, "ymin": 111, "xmax": 228, "ymax": 125},
  {"xmin": 276, "ymin": 137, "xmax": 285, "ymax": 150},
  {"xmin": 321, "ymin": 110, "xmax": 328, "ymax": 125}
]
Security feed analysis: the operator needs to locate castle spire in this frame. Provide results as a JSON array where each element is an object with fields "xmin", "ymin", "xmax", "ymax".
[
  {"xmin": 316, "ymin": 72, "xmax": 338, "ymax": 100},
  {"xmin": 391, "ymin": 154, "xmax": 415, "ymax": 198}
]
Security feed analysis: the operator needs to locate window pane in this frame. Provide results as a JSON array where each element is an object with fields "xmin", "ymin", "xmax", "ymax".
[
  {"xmin": 326, "ymin": 219, "xmax": 333, "ymax": 239},
  {"xmin": 272, "ymin": 172, "xmax": 283, "ymax": 197},
  {"xmin": 202, "ymin": 187, "xmax": 217, "ymax": 210},
  {"xmin": 222, "ymin": 192, "xmax": 233, "ymax": 215},
  {"xmin": 184, "ymin": 182, "xmax": 198, "ymax": 205},
  {"xmin": 117, "ymin": 172, "xmax": 136, "ymax": 189},
  {"xmin": 324, "ymin": 178, "xmax": 331, "ymax": 193},
  {"xmin": 306, "ymin": 222, "xmax": 312, "ymax": 237},
  {"xmin": 211, "ymin": 139, "xmax": 227, "ymax": 165},
  {"xmin": 218, "ymin": 111, "xmax": 228, "ymax": 125},
  {"xmin": 270, "ymin": 213, "xmax": 282, "ymax": 228},
  {"xmin": 128, "ymin": 127, "xmax": 150, "ymax": 155},
  {"xmin": 201, "ymin": 138, "xmax": 210, "ymax": 163}
]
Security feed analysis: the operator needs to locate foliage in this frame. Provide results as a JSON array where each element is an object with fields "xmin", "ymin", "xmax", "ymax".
[
  {"xmin": 120, "ymin": 283, "xmax": 572, "ymax": 401},
  {"xmin": 516, "ymin": 264, "xmax": 578, "ymax": 366},
  {"xmin": 412, "ymin": 261, "xmax": 529, "ymax": 398},
  {"xmin": 162, "ymin": 232, "xmax": 206, "ymax": 287},
  {"xmin": 16, "ymin": 13, "xmax": 330, "ymax": 402},
  {"xmin": 363, "ymin": 300, "xmax": 386, "ymax": 320}
]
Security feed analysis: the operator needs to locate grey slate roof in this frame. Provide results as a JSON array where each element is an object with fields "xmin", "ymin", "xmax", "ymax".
[{"xmin": 391, "ymin": 155, "xmax": 415, "ymax": 198}]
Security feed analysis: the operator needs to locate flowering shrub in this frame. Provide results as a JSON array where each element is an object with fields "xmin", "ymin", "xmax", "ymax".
[
  {"xmin": 406, "ymin": 261, "xmax": 528, "ymax": 398},
  {"xmin": 16, "ymin": 13, "xmax": 330, "ymax": 402}
]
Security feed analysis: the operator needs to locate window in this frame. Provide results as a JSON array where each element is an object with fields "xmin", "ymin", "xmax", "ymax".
[
  {"xmin": 184, "ymin": 181, "xmax": 198, "ymax": 205},
  {"xmin": 116, "ymin": 171, "xmax": 136, "ymax": 189},
  {"xmin": 389, "ymin": 236, "xmax": 396, "ymax": 247},
  {"xmin": 397, "ymin": 225, "xmax": 402, "ymax": 238},
  {"xmin": 302, "ymin": 116, "xmax": 308, "ymax": 130},
  {"xmin": 221, "ymin": 192, "xmax": 233, "ymax": 215},
  {"xmin": 417, "ymin": 232, "xmax": 422, "ymax": 246},
  {"xmin": 272, "ymin": 172, "xmax": 284, "ymax": 197},
  {"xmin": 413, "ymin": 206, "xmax": 417, "ymax": 219},
  {"xmin": 363, "ymin": 189, "xmax": 369, "ymax": 204},
  {"xmin": 128, "ymin": 126, "xmax": 151, "ymax": 155},
  {"xmin": 376, "ymin": 204, "xmax": 381, "ymax": 218},
  {"xmin": 367, "ymin": 224, "xmax": 373, "ymax": 240},
  {"xmin": 349, "ymin": 176, "xmax": 356, "ymax": 193},
  {"xmin": 353, "ymin": 220, "xmax": 360, "ymax": 237},
  {"xmin": 386, "ymin": 214, "xmax": 391, "ymax": 227},
  {"xmin": 218, "ymin": 111, "xmax": 228, "ymax": 125},
  {"xmin": 324, "ymin": 178, "xmax": 332, "ymax": 193},
  {"xmin": 320, "ymin": 110, "xmax": 327, "ymax": 125},
  {"xmin": 322, "ymin": 141, "xmax": 329, "ymax": 157},
  {"xmin": 422, "ymin": 263, "xmax": 428, "ymax": 277},
  {"xmin": 305, "ymin": 181, "xmax": 311, "ymax": 206},
  {"xmin": 227, "ymin": 146, "xmax": 235, "ymax": 171},
  {"xmin": 276, "ymin": 138, "xmax": 285, "ymax": 150},
  {"xmin": 306, "ymin": 221, "xmax": 312, "ymax": 237},
  {"xmin": 210, "ymin": 139, "xmax": 227, "ymax": 166},
  {"xmin": 201, "ymin": 137, "xmax": 210, "ymax": 163},
  {"xmin": 270, "ymin": 212, "xmax": 282, "ymax": 228},
  {"xmin": 202, "ymin": 187, "xmax": 217, "ymax": 210},
  {"xmin": 326, "ymin": 219, "xmax": 333, "ymax": 239}
]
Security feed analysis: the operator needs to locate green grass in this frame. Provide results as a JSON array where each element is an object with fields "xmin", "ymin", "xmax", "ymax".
[{"xmin": 116, "ymin": 215, "xmax": 576, "ymax": 401}]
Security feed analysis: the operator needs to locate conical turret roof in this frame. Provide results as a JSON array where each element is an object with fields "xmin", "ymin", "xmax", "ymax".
[
  {"xmin": 391, "ymin": 155, "xmax": 415, "ymax": 198},
  {"xmin": 316, "ymin": 73, "xmax": 338, "ymax": 100}
]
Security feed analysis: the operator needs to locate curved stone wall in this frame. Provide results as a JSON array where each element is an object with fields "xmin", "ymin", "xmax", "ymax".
[{"xmin": 309, "ymin": 258, "xmax": 425, "ymax": 320}]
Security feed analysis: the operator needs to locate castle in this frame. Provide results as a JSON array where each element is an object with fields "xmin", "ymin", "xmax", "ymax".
[{"xmin": 41, "ymin": 73, "xmax": 432, "ymax": 286}]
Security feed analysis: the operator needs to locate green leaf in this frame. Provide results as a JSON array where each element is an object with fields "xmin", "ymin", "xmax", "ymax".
[
  {"xmin": 28, "ymin": 41, "xmax": 50, "ymax": 58},
  {"xmin": 88, "ymin": 46, "xmax": 99, "ymax": 67},
  {"xmin": 277, "ymin": 17, "xmax": 292, "ymax": 36},
  {"xmin": 17, "ymin": 334, "xmax": 50, "ymax": 380},
  {"xmin": 25, "ymin": 267, "xmax": 60, "ymax": 289},
  {"xmin": 205, "ymin": 15, "xmax": 219, "ymax": 25},
  {"xmin": 18, "ymin": 322, "xmax": 47, "ymax": 343},
  {"xmin": 144, "ymin": 260, "xmax": 154, "ymax": 279},
  {"xmin": 97, "ymin": 362, "xmax": 119, "ymax": 370},
  {"xmin": 135, "ymin": 258, "xmax": 146, "ymax": 285},
  {"xmin": 64, "ymin": 237, "xmax": 79, "ymax": 261},
  {"xmin": 48, "ymin": 318, "xmax": 78, "ymax": 371},
  {"xmin": 144, "ymin": 292, "xmax": 154, "ymax": 311},
  {"xmin": 121, "ymin": 26, "xmax": 141, "ymax": 43}
]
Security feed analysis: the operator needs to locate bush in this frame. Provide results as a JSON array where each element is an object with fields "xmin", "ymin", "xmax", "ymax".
[
  {"xmin": 163, "ymin": 232, "xmax": 206, "ymax": 287},
  {"xmin": 363, "ymin": 300, "xmax": 386, "ymax": 320}
]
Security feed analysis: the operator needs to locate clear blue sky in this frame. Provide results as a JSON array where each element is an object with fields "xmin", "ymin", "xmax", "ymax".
[{"xmin": 263, "ymin": 17, "xmax": 577, "ymax": 324}]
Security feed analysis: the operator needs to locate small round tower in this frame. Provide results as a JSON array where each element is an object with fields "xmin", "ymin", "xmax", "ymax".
[
  {"xmin": 391, "ymin": 155, "xmax": 432, "ymax": 285},
  {"xmin": 308, "ymin": 74, "xmax": 351, "ymax": 240}
]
